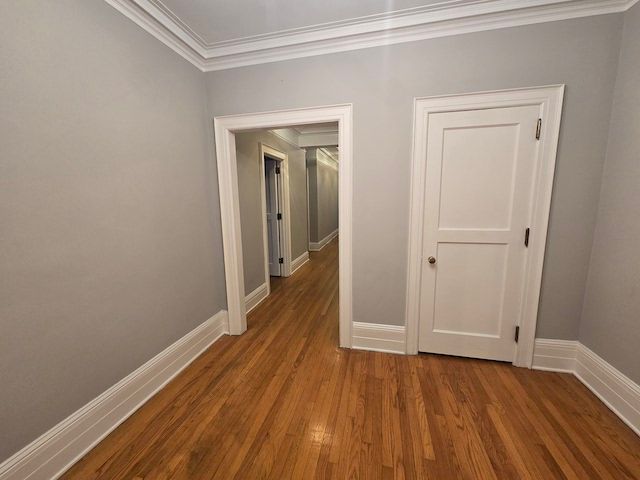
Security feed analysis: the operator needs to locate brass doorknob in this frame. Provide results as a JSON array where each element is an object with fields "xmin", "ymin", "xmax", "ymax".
[{"xmin": 427, "ymin": 256, "xmax": 436, "ymax": 264}]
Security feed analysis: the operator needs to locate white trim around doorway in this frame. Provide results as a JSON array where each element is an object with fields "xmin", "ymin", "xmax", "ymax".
[
  {"xmin": 214, "ymin": 104, "xmax": 353, "ymax": 347},
  {"xmin": 404, "ymin": 85, "xmax": 565, "ymax": 366}
]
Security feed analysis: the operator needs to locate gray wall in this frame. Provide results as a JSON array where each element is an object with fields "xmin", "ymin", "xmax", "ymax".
[
  {"xmin": 580, "ymin": 3, "xmax": 640, "ymax": 384},
  {"xmin": 206, "ymin": 14, "xmax": 623, "ymax": 332},
  {"xmin": 306, "ymin": 150, "xmax": 339, "ymax": 243},
  {"xmin": 234, "ymin": 131, "xmax": 307, "ymax": 294},
  {"xmin": 1, "ymin": 0, "xmax": 634, "ymax": 464},
  {"xmin": 307, "ymin": 154, "xmax": 319, "ymax": 243},
  {"xmin": 0, "ymin": 0, "xmax": 226, "ymax": 460},
  {"xmin": 317, "ymin": 160, "xmax": 339, "ymax": 241},
  {"xmin": 289, "ymin": 145, "xmax": 309, "ymax": 259}
]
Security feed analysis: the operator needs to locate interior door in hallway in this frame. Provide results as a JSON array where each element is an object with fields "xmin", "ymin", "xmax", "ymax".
[
  {"xmin": 265, "ymin": 157, "xmax": 282, "ymax": 277},
  {"xmin": 418, "ymin": 105, "xmax": 541, "ymax": 361}
]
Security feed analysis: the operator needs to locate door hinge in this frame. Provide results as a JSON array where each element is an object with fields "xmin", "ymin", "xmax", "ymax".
[
  {"xmin": 524, "ymin": 227, "xmax": 530, "ymax": 247},
  {"xmin": 275, "ymin": 165, "xmax": 281, "ymax": 174},
  {"xmin": 279, "ymin": 257, "xmax": 284, "ymax": 264},
  {"xmin": 277, "ymin": 213, "xmax": 282, "ymax": 220},
  {"xmin": 515, "ymin": 326, "xmax": 520, "ymax": 343},
  {"xmin": 535, "ymin": 118, "xmax": 542, "ymax": 140}
]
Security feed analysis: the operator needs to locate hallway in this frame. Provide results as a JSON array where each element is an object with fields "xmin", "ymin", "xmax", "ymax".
[{"xmin": 64, "ymin": 238, "xmax": 640, "ymax": 479}]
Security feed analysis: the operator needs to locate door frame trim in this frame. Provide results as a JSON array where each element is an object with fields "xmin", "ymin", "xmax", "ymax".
[
  {"xmin": 259, "ymin": 143, "xmax": 291, "ymax": 285},
  {"xmin": 404, "ymin": 85, "xmax": 565, "ymax": 366},
  {"xmin": 214, "ymin": 104, "xmax": 353, "ymax": 346}
]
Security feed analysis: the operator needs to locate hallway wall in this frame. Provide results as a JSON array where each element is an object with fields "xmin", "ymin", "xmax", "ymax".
[
  {"xmin": 306, "ymin": 149, "xmax": 339, "ymax": 243},
  {"xmin": 579, "ymin": 2, "xmax": 640, "ymax": 384},
  {"xmin": 0, "ymin": 0, "xmax": 226, "ymax": 460},
  {"xmin": 2, "ymin": 0, "xmax": 635, "ymax": 465},
  {"xmin": 235, "ymin": 130, "xmax": 307, "ymax": 294}
]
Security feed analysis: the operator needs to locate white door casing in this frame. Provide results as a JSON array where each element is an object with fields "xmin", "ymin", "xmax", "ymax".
[{"xmin": 405, "ymin": 86, "xmax": 564, "ymax": 366}]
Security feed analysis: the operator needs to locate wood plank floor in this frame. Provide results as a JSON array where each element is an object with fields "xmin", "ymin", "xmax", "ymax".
[{"xmin": 64, "ymin": 238, "xmax": 640, "ymax": 479}]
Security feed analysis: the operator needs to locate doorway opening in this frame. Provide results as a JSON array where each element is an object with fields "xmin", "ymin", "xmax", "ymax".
[{"xmin": 214, "ymin": 104, "xmax": 353, "ymax": 347}]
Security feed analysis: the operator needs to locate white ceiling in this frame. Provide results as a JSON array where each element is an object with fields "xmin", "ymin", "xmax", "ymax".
[{"xmin": 155, "ymin": 0, "xmax": 447, "ymax": 45}]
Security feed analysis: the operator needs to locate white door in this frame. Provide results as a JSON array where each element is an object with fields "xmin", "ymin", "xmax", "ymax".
[
  {"xmin": 265, "ymin": 158, "xmax": 282, "ymax": 276},
  {"xmin": 418, "ymin": 105, "xmax": 541, "ymax": 361}
]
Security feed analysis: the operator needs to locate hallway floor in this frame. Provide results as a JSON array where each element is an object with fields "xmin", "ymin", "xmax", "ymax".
[{"xmin": 64, "ymin": 239, "xmax": 640, "ymax": 479}]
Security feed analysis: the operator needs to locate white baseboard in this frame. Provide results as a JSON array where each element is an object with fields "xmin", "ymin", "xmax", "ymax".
[
  {"xmin": 0, "ymin": 311, "xmax": 229, "ymax": 480},
  {"xmin": 575, "ymin": 344, "xmax": 640, "ymax": 437},
  {"xmin": 245, "ymin": 283, "xmax": 269, "ymax": 314},
  {"xmin": 309, "ymin": 229, "xmax": 338, "ymax": 251},
  {"xmin": 532, "ymin": 338, "xmax": 578, "ymax": 373},
  {"xmin": 533, "ymin": 339, "xmax": 640, "ymax": 436},
  {"xmin": 352, "ymin": 322, "xmax": 406, "ymax": 354},
  {"xmin": 291, "ymin": 251, "xmax": 310, "ymax": 275}
]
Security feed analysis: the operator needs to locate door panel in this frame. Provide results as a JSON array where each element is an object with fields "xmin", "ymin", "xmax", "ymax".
[
  {"xmin": 433, "ymin": 243, "xmax": 508, "ymax": 337},
  {"xmin": 418, "ymin": 105, "xmax": 540, "ymax": 362},
  {"xmin": 439, "ymin": 125, "xmax": 518, "ymax": 230},
  {"xmin": 265, "ymin": 159, "xmax": 282, "ymax": 277}
]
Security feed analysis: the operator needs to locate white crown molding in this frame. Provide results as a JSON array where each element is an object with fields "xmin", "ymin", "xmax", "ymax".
[
  {"xmin": 104, "ymin": 0, "xmax": 205, "ymax": 68},
  {"xmin": 533, "ymin": 339, "xmax": 640, "ymax": 436},
  {"xmin": 0, "ymin": 311, "xmax": 229, "ymax": 480},
  {"xmin": 107, "ymin": 0, "xmax": 635, "ymax": 72}
]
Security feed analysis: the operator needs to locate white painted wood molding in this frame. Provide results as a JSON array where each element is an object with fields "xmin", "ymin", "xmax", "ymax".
[
  {"xmin": 245, "ymin": 283, "xmax": 269, "ymax": 314},
  {"xmin": 0, "ymin": 311, "xmax": 229, "ymax": 480},
  {"xmin": 105, "ymin": 0, "xmax": 638, "ymax": 71},
  {"xmin": 291, "ymin": 251, "xmax": 310, "ymax": 275},
  {"xmin": 352, "ymin": 322, "xmax": 407, "ymax": 354},
  {"xmin": 309, "ymin": 229, "xmax": 339, "ymax": 251},
  {"xmin": 533, "ymin": 339, "xmax": 640, "ymax": 436}
]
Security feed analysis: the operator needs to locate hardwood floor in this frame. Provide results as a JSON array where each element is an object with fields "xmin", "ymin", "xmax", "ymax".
[{"xmin": 64, "ymin": 238, "xmax": 640, "ymax": 479}]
